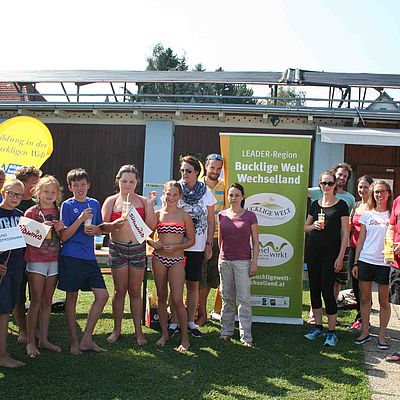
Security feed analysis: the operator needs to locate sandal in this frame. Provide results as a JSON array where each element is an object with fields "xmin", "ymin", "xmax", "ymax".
[
  {"xmin": 386, "ymin": 352, "xmax": 400, "ymax": 362},
  {"xmin": 307, "ymin": 316, "xmax": 316, "ymax": 325}
]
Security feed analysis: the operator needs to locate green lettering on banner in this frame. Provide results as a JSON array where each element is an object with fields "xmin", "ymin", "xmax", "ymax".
[{"xmin": 220, "ymin": 133, "xmax": 312, "ymax": 324}]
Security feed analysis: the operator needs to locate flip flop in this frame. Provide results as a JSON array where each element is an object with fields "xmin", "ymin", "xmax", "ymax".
[
  {"xmin": 386, "ymin": 352, "xmax": 400, "ymax": 362},
  {"xmin": 307, "ymin": 316, "xmax": 316, "ymax": 325}
]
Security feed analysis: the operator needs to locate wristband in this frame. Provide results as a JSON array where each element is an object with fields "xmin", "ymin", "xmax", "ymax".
[{"xmin": 353, "ymin": 262, "xmax": 358, "ymax": 266}]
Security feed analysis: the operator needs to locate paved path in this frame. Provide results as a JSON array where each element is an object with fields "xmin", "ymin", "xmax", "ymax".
[{"xmin": 364, "ymin": 284, "xmax": 400, "ymax": 399}]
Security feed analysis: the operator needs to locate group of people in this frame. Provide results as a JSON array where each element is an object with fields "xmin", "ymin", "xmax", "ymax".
[
  {"xmin": 305, "ymin": 162, "xmax": 400, "ymax": 361},
  {"xmin": 0, "ymin": 153, "xmax": 259, "ymax": 368}
]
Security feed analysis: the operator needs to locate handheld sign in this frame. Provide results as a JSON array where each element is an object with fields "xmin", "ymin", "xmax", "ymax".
[
  {"xmin": 0, "ymin": 226, "xmax": 26, "ymax": 252},
  {"xmin": 18, "ymin": 216, "xmax": 51, "ymax": 248},
  {"xmin": 125, "ymin": 206, "xmax": 152, "ymax": 244}
]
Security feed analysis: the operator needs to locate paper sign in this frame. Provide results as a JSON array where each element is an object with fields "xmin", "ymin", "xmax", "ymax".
[
  {"xmin": 18, "ymin": 216, "xmax": 51, "ymax": 248},
  {"xmin": 0, "ymin": 226, "xmax": 26, "ymax": 252},
  {"xmin": 126, "ymin": 206, "xmax": 152, "ymax": 244}
]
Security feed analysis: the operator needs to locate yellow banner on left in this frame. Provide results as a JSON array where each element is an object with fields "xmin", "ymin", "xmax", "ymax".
[{"xmin": 0, "ymin": 116, "xmax": 53, "ymax": 177}]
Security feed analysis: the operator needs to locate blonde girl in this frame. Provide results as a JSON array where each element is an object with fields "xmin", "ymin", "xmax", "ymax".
[{"xmin": 25, "ymin": 175, "xmax": 64, "ymax": 357}]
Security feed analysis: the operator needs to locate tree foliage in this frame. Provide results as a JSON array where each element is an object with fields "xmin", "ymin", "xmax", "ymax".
[
  {"xmin": 264, "ymin": 86, "xmax": 306, "ymax": 106},
  {"xmin": 135, "ymin": 44, "xmax": 255, "ymax": 104}
]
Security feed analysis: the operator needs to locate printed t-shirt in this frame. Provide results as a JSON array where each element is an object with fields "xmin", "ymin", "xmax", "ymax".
[
  {"xmin": 359, "ymin": 209, "xmax": 390, "ymax": 266},
  {"xmin": 309, "ymin": 199, "xmax": 349, "ymax": 250},
  {"xmin": 0, "ymin": 207, "xmax": 25, "ymax": 270},
  {"xmin": 60, "ymin": 197, "xmax": 102, "ymax": 260},
  {"xmin": 24, "ymin": 205, "xmax": 60, "ymax": 263},
  {"xmin": 200, "ymin": 177, "xmax": 225, "ymax": 238},
  {"xmin": 178, "ymin": 188, "xmax": 216, "ymax": 252},
  {"xmin": 218, "ymin": 209, "xmax": 258, "ymax": 261}
]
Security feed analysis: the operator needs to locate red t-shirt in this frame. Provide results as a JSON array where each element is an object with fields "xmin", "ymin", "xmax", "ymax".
[
  {"xmin": 218, "ymin": 209, "xmax": 258, "ymax": 261},
  {"xmin": 24, "ymin": 205, "xmax": 61, "ymax": 263}
]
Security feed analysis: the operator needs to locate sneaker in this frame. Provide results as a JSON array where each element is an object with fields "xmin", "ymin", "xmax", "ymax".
[
  {"xmin": 347, "ymin": 320, "xmax": 362, "ymax": 332},
  {"xmin": 355, "ymin": 335, "xmax": 371, "ymax": 345},
  {"xmin": 168, "ymin": 325, "xmax": 180, "ymax": 337},
  {"xmin": 188, "ymin": 326, "xmax": 203, "ymax": 337},
  {"xmin": 304, "ymin": 328, "xmax": 324, "ymax": 340},
  {"xmin": 324, "ymin": 332, "xmax": 338, "ymax": 347}
]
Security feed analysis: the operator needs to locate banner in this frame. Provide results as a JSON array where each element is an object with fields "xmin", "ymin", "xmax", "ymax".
[
  {"xmin": 126, "ymin": 206, "xmax": 153, "ymax": 244},
  {"xmin": 18, "ymin": 216, "xmax": 51, "ymax": 248},
  {"xmin": 0, "ymin": 116, "xmax": 53, "ymax": 178},
  {"xmin": 0, "ymin": 226, "xmax": 26, "ymax": 252},
  {"xmin": 220, "ymin": 133, "xmax": 312, "ymax": 324}
]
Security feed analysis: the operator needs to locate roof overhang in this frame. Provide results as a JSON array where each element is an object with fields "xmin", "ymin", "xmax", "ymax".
[{"xmin": 319, "ymin": 126, "xmax": 400, "ymax": 146}]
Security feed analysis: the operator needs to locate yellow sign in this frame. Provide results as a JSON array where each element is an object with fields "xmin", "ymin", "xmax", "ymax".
[{"xmin": 0, "ymin": 116, "xmax": 53, "ymax": 177}]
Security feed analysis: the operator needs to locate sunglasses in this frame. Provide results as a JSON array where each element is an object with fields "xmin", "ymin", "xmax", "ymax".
[
  {"xmin": 374, "ymin": 190, "xmax": 388, "ymax": 195},
  {"xmin": 206, "ymin": 154, "xmax": 223, "ymax": 162},
  {"xmin": 320, "ymin": 181, "xmax": 335, "ymax": 187},
  {"xmin": 6, "ymin": 190, "xmax": 23, "ymax": 199},
  {"xmin": 180, "ymin": 168, "xmax": 194, "ymax": 174}
]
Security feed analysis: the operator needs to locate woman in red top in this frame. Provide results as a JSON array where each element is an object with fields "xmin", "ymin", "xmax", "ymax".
[
  {"xmin": 348, "ymin": 175, "xmax": 373, "ymax": 332},
  {"xmin": 102, "ymin": 165, "xmax": 157, "ymax": 345}
]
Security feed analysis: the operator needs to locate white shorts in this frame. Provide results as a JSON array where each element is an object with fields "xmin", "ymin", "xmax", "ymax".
[{"xmin": 26, "ymin": 261, "xmax": 58, "ymax": 277}]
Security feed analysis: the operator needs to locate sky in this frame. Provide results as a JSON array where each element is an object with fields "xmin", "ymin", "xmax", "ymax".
[{"xmin": 2, "ymin": 0, "xmax": 400, "ymax": 99}]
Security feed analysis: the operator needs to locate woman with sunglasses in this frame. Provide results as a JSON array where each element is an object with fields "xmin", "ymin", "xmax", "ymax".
[
  {"xmin": 304, "ymin": 171, "xmax": 349, "ymax": 347},
  {"xmin": 352, "ymin": 181, "xmax": 392, "ymax": 349},
  {"xmin": 168, "ymin": 155, "xmax": 216, "ymax": 338},
  {"xmin": 348, "ymin": 175, "xmax": 373, "ymax": 333}
]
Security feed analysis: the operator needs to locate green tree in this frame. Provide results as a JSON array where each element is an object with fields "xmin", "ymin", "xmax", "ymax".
[
  {"xmin": 135, "ymin": 44, "xmax": 256, "ymax": 104},
  {"xmin": 264, "ymin": 86, "xmax": 306, "ymax": 106}
]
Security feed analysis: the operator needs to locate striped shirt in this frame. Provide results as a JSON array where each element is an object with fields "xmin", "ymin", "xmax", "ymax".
[{"xmin": 200, "ymin": 177, "xmax": 225, "ymax": 238}]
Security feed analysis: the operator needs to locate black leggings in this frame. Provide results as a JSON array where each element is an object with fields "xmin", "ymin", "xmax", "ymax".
[
  {"xmin": 349, "ymin": 247, "xmax": 361, "ymax": 319},
  {"xmin": 308, "ymin": 248, "xmax": 338, "ymax": 315}
]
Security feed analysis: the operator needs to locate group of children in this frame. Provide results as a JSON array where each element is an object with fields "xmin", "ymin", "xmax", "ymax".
[
  {"xmin": 0, "ymin": 167, "xmax": 123, "ymax": 368},
  {"xmin": 0, "ymin": 159, "xmax": 260, "ymax": 368}
]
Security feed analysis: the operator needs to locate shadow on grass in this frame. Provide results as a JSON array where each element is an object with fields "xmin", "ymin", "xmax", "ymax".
[{"xmin": 1, "ymin": 311, "xmax": 369, "ymax": 400}]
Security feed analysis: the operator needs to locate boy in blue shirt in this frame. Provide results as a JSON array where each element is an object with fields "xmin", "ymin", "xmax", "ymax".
[{"xmin": 59, "ymin": 168, "xmax": 123, "ymax": 355}]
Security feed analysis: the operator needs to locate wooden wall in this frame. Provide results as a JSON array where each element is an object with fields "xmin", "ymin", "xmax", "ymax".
[{"xmin": 41, "ymin": 124, "xmax": 146, "ymax": 204}]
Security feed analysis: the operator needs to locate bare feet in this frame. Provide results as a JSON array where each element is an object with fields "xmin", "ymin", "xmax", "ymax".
[
  {"xmin": 156, "ymin": 335, "xmax": 169, "ymax": 347},
  {"xmin": 79, "ymin": 339, "xmax": 107, "ymax": 353},
  {"xmin": 242, "ymin": 341, "xmax": 253, "ymax": 348},
  {"xmin": 196, "ymin": 316, "xmax": 208, "ymax": 327},
  {"xmin": 26, "ymin": 342, "xmax": 41, "ymax": 357},
  {"xmin": 219, "ymin": 335, "xmax": 231, "ymax": 341},
  {"xmin": 70, "ymin": 342, "xmax": 83, "ymax": 355},
  {"xmin": 136, "ymin": 333, "xmax": 147, "ymax": 346},
  {"xmin": 39, "ymin": 340, "xmax": 62, "ymax": 353},
  {"xmin": 176, "ymin": 337, "xmax": 190, "ymax": 353},
  {"xmin": 17, "ymin": 331, "xmax": 28, "ymax": 344},
  {"xmin": 0, "ymin": 352, "xmax": 25, "ymax": 368},
  {"xmin": 106, "ymin": 331, "xmax": 121, "ymax": 344}
]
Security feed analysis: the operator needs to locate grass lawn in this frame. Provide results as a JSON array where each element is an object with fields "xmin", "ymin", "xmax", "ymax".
[{"xmin": 0, "ymin": 276, "xmax": 370, "ymax": 400}]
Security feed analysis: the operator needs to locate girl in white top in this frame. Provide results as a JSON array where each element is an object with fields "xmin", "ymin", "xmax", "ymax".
[{"xmin": 353, "ymin": 180, "xmax": 392, "ymax": 349}]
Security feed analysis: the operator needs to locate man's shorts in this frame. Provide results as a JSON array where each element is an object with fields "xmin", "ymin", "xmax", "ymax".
[
  {"xmin": 184, "ymin": 251, "xmax": 204, "ymax": 282},
  {"xmin": 335, "ymin": 247, "xmax": 349, "ymax": 285},
  {"xmin": 200, "ymin": 238, "xmax": 220, "ymax": 289},
  {"xmin": 58, "ymin": 256, "xmax": 106, "ymax": 292}
]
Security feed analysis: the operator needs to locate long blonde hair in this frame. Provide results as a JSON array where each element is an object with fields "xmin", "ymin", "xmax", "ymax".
[{"xmin": 33, "ymin": 175, "xmax": 63, "ymax": 207}]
